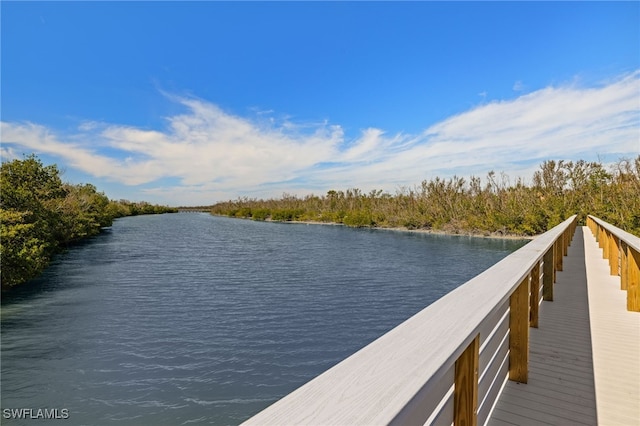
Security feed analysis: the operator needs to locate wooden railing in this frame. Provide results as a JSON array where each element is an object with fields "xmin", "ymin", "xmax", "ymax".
[
  {"xmin": 587, "ymin": 215, "xmax": 640, "ymax": 312},
  {"xmin": 243, "ymin": 215, "xmax": 578, "ymax": 426}
]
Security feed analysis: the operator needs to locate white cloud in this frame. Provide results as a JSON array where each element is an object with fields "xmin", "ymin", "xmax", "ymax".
[
  {"xmin": 513, "ymin": 80, "xmax": 525, "ymax": 91},
  {"xmin": 0, "ymin": 121, "xmax": 164, "ymax": 185},
  {"xmin": 340, "ymin": 128, "xmax": 387, "ymax": 162},
  {"xmin": 0, "ymin": 146, "xmax": 18, "ymax": 160},
  {"xmin": 1, "ymin": 71, "xmax": 639, "ymax": 205}
]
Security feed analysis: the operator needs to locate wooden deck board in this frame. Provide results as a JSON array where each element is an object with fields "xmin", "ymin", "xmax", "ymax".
[
  {"xmin": 489, "ymin": 228, "xmax": 598, "ymax": 425},
  {"xmin": 494, "ymin": 379, "xmax": 598, "ymax": 408},
  {"xmin": 490, "ymin": 408, "xmax": 554, "ymax": 426},
  {"xmin": 583, "ymin": 227, "xmax": 640, "ymax": 426},
  {"xmin": 489, "ymin": 227, "xmax": 640, "ymax": 426},
  {"xmin": 495, "ymin": 392, "xmax": 599, "ymax": 425},
  {"xmin": 495, "ymin": 390, "xmax": 601, "ymax": 422},
  {"xmin": 487, "ymin": 416, "xmax": 518, "ymax": 426}
]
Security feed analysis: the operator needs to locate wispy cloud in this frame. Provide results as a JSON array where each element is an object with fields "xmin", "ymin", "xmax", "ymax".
[{"xmin": 2, "ymin": 71, "xmax": 639, "ymax": 205}]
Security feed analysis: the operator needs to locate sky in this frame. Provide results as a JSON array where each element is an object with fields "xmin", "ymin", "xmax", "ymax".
[{"xmin": 1, "ymin": 1, "xmax": 639, "ymax": 206}]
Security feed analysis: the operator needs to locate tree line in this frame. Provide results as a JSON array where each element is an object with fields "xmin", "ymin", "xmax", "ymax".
[
  {"xmin": 1, "ymin": 155, "xmax": 177, "ymax": 289},
  {"xmin": 211, "ymin": 157, "xmax": 640, "ymax": 237}
]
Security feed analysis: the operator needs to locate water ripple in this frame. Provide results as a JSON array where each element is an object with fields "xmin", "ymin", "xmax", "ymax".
[{"xmin": 1, "ymin": 213, "xmax": 527, "ymax": 425}]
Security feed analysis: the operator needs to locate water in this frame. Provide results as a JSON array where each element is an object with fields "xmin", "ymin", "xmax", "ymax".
[{"xmin": 1, "ymin": 213, "xmax": 528, "ymax": 425}]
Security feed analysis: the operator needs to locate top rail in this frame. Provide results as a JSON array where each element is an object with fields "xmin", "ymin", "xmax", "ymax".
[
  {"xmin": 587, "ymin": 215, "xmax": 640, "ymax": 252},
  {"xmin": 243, "ymin": 215, "xmax": 577, "ymax": 426},
  {"xmin": 587, "ymin": 215, "xmax": 640, "ymax": 312}
]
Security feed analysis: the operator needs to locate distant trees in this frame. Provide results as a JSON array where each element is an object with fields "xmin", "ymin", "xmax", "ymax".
[
  {"xmin": 6, "ymin": 154, "xmax": 636, "ymax": 289},
  {"xmin": 1, "ymin": 154, "xmax": 177, "ymax": 289},
  {"xmin": 211, "ymin": 157, "xmax": 640, "ymax": 237}
]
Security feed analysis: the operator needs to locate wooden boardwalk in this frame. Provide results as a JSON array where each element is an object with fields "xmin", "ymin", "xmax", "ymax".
[
  {"xmin": 489, "ymin": 227, "xmax": 640, "ymax": 425},
  {"xmin": 584, "ymin": 227, "xmax": 640, "ymax": 425}
]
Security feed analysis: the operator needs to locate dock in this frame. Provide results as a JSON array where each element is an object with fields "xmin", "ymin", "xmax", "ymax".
[{"xmin": 489, "ymin": 227, "xmax": 640, "ymax": 425}]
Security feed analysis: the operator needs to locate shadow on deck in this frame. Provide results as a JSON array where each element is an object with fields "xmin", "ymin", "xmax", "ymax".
[{"xmin": 490, "ymin": 227, "xmax": 640, "ymax": 425}]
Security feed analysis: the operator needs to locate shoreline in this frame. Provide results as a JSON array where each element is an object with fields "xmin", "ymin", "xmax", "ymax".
[
  {"xmin": 288, "ymin": 220, "xmax": 535, "ymax": 240},
  {"xmin": 358, "ymin": 224, "xmax": 535, "ymax": 240},
  {"xmin": 212, "ymin": 214, "xmax": 535, "ymax": 240}
]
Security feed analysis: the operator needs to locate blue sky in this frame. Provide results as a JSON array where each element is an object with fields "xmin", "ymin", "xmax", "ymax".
[{"xmin": 2, "ymin": 2, "xmax": 639, "ymax": 206}]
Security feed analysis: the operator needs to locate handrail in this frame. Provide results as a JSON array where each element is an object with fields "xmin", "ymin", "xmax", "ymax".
[
  {"xmin": 587, "ymin": 215, "xmax": 640, "ymax": 312},
  {"xmin": 243, "ymin": 215, "xmax": 577, "ymax": 426}
]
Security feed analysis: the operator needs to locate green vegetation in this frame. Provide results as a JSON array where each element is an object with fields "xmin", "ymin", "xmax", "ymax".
[
  {"xmin": 5, "ymin": 156, "xmax": 637, "ymax": 289},
  {"xmin": 1, "ymin": 155, "xmax": 177, "ymax": 289},
  {"xmin": 211, "ymin": 157, "xmax": 640, "ymax": 237}
]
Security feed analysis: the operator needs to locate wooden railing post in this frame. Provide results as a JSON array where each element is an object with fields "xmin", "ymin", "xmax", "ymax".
[
  {"xmin": 454, "ymin": 335, "xmax": 479, "ymax": 426},
  {"xmin": 587, "ymin": 215, "xmax": 640, "ymax": 313},
  {"xmin": 603, "ymin": 229, "xmax": 610, "ymax": 260},
  {"xmin": 555, "ymin": 238, "xmax": 563, "ymax": 273},
  {"xmin": 610, "ymin": 235, "xmax": 620, "ymax": 277},
  {"xmin": 561, "ymin": 233, "xmax": 565, "ymax": 269},
  {"xmin": 552, "ymin": 241, "xmax": 557, "ymax": 282},
  {"xmin": 509, "ymin": 274, "xmax": 530, "ymax": 383},
  {"xmin": 543, "ymin": 248, "xmax": 554, "ymax": 301},
  {"xmin": 529, "ymin": 261, "xmax": 541, "ymax": 328},
  {"xmin": 628, "ymin": 246, "xmax": 640, "ymax": 312},
  {"xmin": 621, "ymin": 241, "xmax": 628, "ymax": 291}
]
